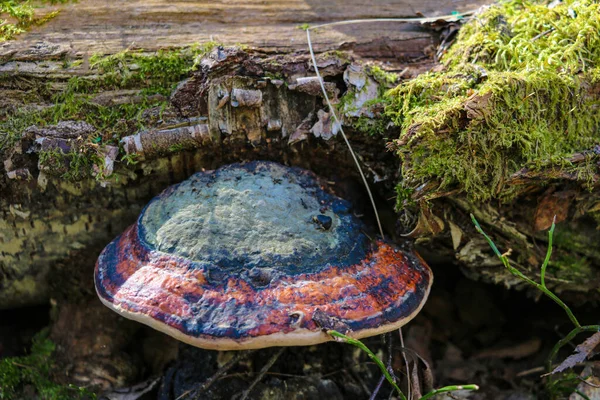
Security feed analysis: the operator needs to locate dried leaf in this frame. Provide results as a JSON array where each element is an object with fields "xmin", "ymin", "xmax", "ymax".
[
  {"xmin": 533, "ymin": 190, "xmax": 573, "ymax": 231},
  {"xmin": 416, "ymin": 353, "xmax": 434, "ymax": 394},
  {"xmin": 448, "ymin": 220, "xmax": 463, "ymax": 250},
  {"xmin": 101, "ymin": 377, "xmax": 160, "ymax": 400},
  {"xmin": 410, "ymin": 360, "xmax": 422, "ymax": 400},
  {"xmin": 403, "ymin": 207, "xmax": 445, "ymax": 238},
  {"xmin": 474, "ymin": 338, "xmax": 541, "ymax": 360},
  {"xmin": 552, "ymin": 332, "xmax": 600, "ymax": 374},
  {"xmin": 569, "ymin": 365, "xmax": 600, "ymax": 400}
]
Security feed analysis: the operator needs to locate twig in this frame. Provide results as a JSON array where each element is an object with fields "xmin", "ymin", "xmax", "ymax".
[
  {"xmin": 579, "ymin": 376, "xmax": 600, "ymax": 389},
  {"xmin": 532, "ymin": 27, "xmax": 555, "ymax": 41},
  {"xmin": 386, "ymin": 333, "xmax": 398, "ymax": 383},
  {"xmin": 239, "ymin": 347, "xmax": 285, "ymax": 400},
  {"xmin": 398, "ymin": 328, "xmax": 411, "ymax": 400},
  {"xmin": 516, "ymin": 366, "xmax": 545, "ymax": 377},
  {"xmin": 175, "ymin": 350, "xmax": 256, "ymax": 400},
  {"xmin": 370, "ymin": 375, "xmax": 386, "ymax": 400},
  {"xmin": 306, "ymin": 13, "xmax": 474, "ymax": 30},
  {"xmin": 9, "ymin": 361, "xmax": 36, "ymax": 370},
  {"xmin": 369, "ymin": 333, "xmax": 394, "ymax": 400},
  {"xmin": 306, "ymin": 28, "xmax": 384, "ymax": 240},
  {"xmin": 327, "ymin": 330, "xmax": 406, "ymax": 400}
]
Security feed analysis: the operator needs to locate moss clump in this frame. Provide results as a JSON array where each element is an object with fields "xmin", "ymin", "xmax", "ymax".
[
  {"xmin": 0, "ymin": 43, "xmax": 218, "ymax": 180},
  {"xmin": 0, "ymin": 329, "xmax": 95, "ymax": 399},
  {"xmin": 549, "ymin": 253, "xmax": 591, "ymax": 286},
  {"xmin": 38, "ymin": 147, "xmax": 103, "ymax": 181},
  {"xmin": 87, "ymin": 42, "xmax": 218, "ymax": 94},
  {"xmin": 350, "ymin": 111, "xmax": 389, "ymax": 137},
  {"xmin": 368, "ymin": 66, "xmax": 399, "ymax": 87},
  {"xmin": 385, "ymin": 0, "xmax": 600, "ymax": 204},
  {"xmin": 444, "ymin": 1, "xmax": 600, "ymax": 73},
  {"xmin": 0, "ymin": 0, "xmax": 66, "ymax": 42},
  {"xmin": 340, "ymin": 66, "xmax": 400, "ymax": 137}
]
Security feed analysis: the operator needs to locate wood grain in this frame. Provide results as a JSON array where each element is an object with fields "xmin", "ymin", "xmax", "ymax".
[{"xmin": 1, "ymin": 0, "xmax": 488, "ymax": 58}]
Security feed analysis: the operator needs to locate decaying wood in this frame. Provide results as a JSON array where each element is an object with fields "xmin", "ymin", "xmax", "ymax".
[
  {"xmin": 1, "ymin": 0, "xmax": 484, "ymax": 309},
  {"xmin": 3, "ymin": 0, "xmax": 600, "ymax": 316},
  {"xmin": 0, "ymin": 45, "xmax": 404, "ymax": 309},
  {"xmin": 0, "ymin": 0, "xmax": 481, "ymax": 59}
]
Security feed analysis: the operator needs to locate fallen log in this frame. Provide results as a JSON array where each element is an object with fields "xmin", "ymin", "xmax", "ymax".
[{"xmin": 2, "ymin": 0, "xmax": 600, "ymax": 312}]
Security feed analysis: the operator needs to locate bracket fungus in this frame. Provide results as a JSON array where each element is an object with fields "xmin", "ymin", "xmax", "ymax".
[{"xmin": 95, "ymin": 162, "xmax": 432, "ymax": 350}]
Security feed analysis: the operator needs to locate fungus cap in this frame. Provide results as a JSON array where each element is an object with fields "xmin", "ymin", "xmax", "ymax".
[{"xmin": 95, "ymin": 161, "xmax": 432, "ymax": 350}]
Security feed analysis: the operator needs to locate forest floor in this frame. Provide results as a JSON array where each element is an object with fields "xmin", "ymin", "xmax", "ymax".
[{"xmin": 2, "ymin": 257, "xmax": 598, "ymax": 400}]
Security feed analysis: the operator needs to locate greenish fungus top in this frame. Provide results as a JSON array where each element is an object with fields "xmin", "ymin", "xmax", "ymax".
[{"xmin": 141, "ymin": 162, "xmax": 359, "ymax": 269}]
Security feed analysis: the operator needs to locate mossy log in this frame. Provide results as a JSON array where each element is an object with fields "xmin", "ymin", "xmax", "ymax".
[{"xmin": 2, "ymin": 0, "xmax": 600, "ymax": 314}]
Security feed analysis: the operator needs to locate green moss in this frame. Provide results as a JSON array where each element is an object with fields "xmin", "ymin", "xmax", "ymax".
[
  {"xmin": 2, "ymin": 42, "xmax": 218, "ymax": 135},
  {"xmin": 444, "ymin": 0, "xmax": 600, "ymax": 73},
  {"xmin": 549, "ymin": 253, "xmax": 591, "ymax": 285},
  {"xmin": 384, "ymin": 0, "xmax": 600, "ymax": 203},
  {"xmin": 389, "ymin": 70, "xmax": 599, "ymax": 201},
  {"xmin": 3, "ymin": 88, "xmax": 163, "ymax": 181},
  {"xmin": 120, "ymin": 152, "xmax": 139, "ymax": 166},
  {"xmin": 0, "ymin": 328, "xmax": 95, "ymax": 399},
  {"xmin": 322, "ymin": 50, "xmax": 352, "ymax": 64},
  {"xmin": 51, "ymin": 82, "xmax": 164, "ymax": 139},
  {"xmin": 351, "ymin": 112, "xmax": 388, "ymax": 137},
  {"xmin": 88, "ymin": 42, "xmax": 218, "ymax": 94},
  {"xmin": 38, "ymin": 147, "xmax": 103, "ymax": 181},
  {"xmin": 395, "ymin": 185, "xmax": 416, "ymax": 208},
  {"xmin": 1, "ymin": 43, "xmax": 219, "ymax": 180},
  {"xmin": 368, "ymin": 66, "xmax": 399, "ymax": 87},
  {"xmin": 168, "ymin": 143, "xmax": 185, "ymax": 153},
  {"xmin": 340, "ymin": 66, "xmax": 400, "ymax": 137},
  {"xmin": 0, "ymin": 1, "xmax": 66, "ymax": 42},
  {"xmin": 264, "ymin": 71, "xmax": 284, "ymax": 80}
]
